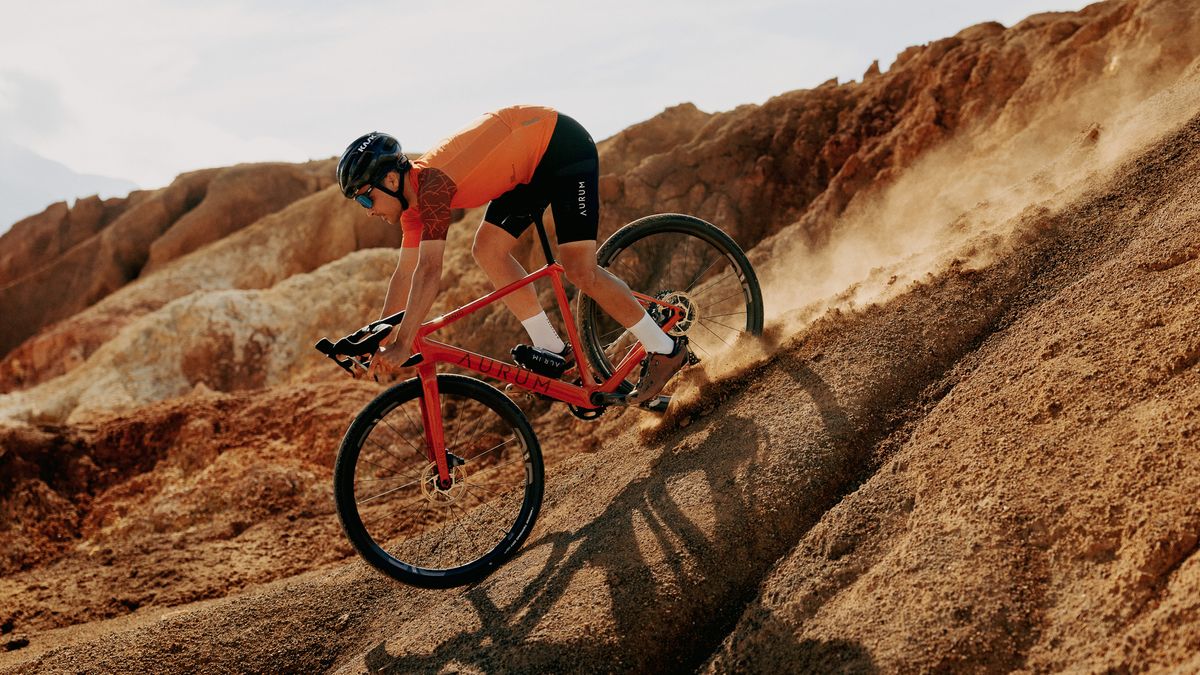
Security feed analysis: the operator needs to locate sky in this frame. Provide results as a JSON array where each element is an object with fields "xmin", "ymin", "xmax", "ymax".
[{"xmin": 0, "ymin": 0, "xmax": 1093, "ymax": 194}]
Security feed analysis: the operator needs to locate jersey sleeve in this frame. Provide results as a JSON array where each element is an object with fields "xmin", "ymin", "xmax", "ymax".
[
  {"xmin": 400, "ymin": 217, "xmax": 422, "ymax": 249},
  {"xmin": 413, "ymin": 167, "xmax": 457, "ymax": 241}
]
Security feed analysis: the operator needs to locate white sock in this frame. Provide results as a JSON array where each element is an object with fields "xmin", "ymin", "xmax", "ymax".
[
  {"xmin": 629, "ymin": 312, "xmax": 675, "ymax": 354},
  {"xmin": 520, "ymin": 312, "xmax": 566, "ymax": 353}
]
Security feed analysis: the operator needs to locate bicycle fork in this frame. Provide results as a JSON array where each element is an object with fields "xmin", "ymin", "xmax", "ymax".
[{"xmin": 416, "ymin": 365, "xmax": 454, "ymax": 488}]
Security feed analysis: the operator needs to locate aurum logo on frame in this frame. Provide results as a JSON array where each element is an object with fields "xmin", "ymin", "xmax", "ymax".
[{"xmin": 456, "ymin": 352, "xmax": 553, "ymax": 394}]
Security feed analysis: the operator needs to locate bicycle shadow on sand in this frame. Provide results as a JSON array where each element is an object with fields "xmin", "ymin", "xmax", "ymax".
[{"xmin": 361, "ymin": 384, "xmax": 877, "ymax": 673}]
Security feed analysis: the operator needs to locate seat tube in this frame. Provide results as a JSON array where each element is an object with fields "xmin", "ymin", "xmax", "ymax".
[
  {"xmin": 417, "ymin": 365, "xmax": 450, "ymax": 482},
  {"xmin": 549, "ymin": 270, "xmax": 596, "ymax": 386}
]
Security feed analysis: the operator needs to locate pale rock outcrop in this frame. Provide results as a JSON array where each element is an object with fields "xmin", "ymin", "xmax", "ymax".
[{"xmin": 0, "ymin": 250, "xmax": 396, "ymax": 425}]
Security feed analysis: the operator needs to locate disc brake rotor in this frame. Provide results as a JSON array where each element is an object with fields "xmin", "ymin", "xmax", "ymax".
[
  {"xmin": 420, "ymin": 463, "xmax": 469, "ymax": 506},
  {"xmin": 651, "ymin": 290, "xmax": 698, "ymax": 336}
]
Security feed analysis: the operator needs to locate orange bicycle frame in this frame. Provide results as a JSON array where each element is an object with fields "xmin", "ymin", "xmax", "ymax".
[{"xmin": 409, "ymin": 260, "xmax": 682, "ymax": 483}]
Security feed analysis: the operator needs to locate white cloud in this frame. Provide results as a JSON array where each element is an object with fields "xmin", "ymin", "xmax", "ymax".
[
  {"xmin": 0, "ymin": 70, "xmax": 68, "ymax": 138},
  {"xmin": 0, "ymin": 0, "xmax": 1092, "ymax": 192}
]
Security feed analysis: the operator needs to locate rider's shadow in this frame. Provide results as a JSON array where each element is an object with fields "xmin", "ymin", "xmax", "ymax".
[{"xmin": 362, "ymin": 401, "xmax": 875, "ymax": 673}]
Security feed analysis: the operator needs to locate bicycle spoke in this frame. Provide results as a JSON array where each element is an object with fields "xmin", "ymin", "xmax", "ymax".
[
  {"xmin": 465, "ymin": 480, "xmax": 526, "ymax": 497},
  {"xmin": 684, "ymin": 254, "xmax": 722, "ymax": 293},
  {"xmin": 444, "ymin": 396, "xmax": 492, "ymax": 461},
  {"xmin": 463, "ymin": 501, "xmax": 496, "ymax": 558},
  {"xmin": 357, "ymin": 479, "xmax": 422, "ymax": 506},
  {"xmin": 682, "ymin": 234, "xmax": 700, "ymax": 290},
  {"xmin": 702, "ymin": 310, "xmax": 748, "ymax": 320},
  {"xmin": 369, "ymin": 492, "xmax": 434, "ymax": 535},
  {"xmin": 699, "ymin": 316, "xmax": 745, "ymax": 333},
  {"xmin": 433, "ymin": 499, "xmax": 458, "ymax": 563},
  {"xmin": 450, "ymin": 410, "xmax": 496, "ymax": 459},
  {"xmin": 356, "ymin": 455, "xmax": 422, "ymax": 482},
  {"xmin": 462, "ymin": 436, "xmax": 517, "ymax": 465},
  {"xmin": 696, "ymin": 289, "xmax": 748, "ymax": 308},
  {"xmin": 362, "ymin": 434, "xmax": 416, "ymax": 477},
  {"xmin": 451, "ymin": 499, "xmax": 475, "ymax": 562},
  {"xmin": 696, "ymin": 320, "xmax": 734, "ymax": 348},
  {"xmin": 397, "ymin": 404, "xmax": 429, "ymax": 457},
  {"xmin": 598, "ymin": 325, "xmax": 628, "ymax": 342},
  {"xmin": 355, "ymin": 472, "xmax": 421, "ymax": 483},
  {"xmin": 382, "ymin": 409, "xmax": 426, "ymax": 459},
  {"xmin": 689, "ymin": 271, "xmax": 736, "ymax": 299},
  {"xmin": 468, "ymin": 458, "xmax": 525, "ymax": 480},
  {"xmin": 612, "ymin": 257, "xmax": 641, "ymax": 283},
  {"xmin": 454, "ymin": 499, "xmax": 490, "ymax": 564},
  {"xmin": 465, "ymin": 486, "xmax": 518, "ymax": 536},
  {"xmin": 603, "ymin": 332, "xmax": 631, "ymax": 355}
]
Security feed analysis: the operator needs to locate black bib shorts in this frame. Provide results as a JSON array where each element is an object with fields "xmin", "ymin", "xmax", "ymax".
[{"xmin": 484, "ymin": 112, "xmax": 600, "ymax": 244}]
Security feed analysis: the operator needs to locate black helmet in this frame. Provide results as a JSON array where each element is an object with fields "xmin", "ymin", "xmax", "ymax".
[{"xmin": 337, "ymin": 132, "xmax": 411, "ymax": 198}]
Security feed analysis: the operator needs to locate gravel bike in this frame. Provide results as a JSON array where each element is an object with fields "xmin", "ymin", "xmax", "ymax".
[{"xmin": 316, "ymin": 213, "xmax": 763, "ymax": 587}]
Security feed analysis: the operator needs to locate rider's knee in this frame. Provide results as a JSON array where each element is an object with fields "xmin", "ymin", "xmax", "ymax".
[
  {"xmin": 471, "ymin": 234, "xmax": 493, "ymax": 266},
  {"xmin": 564, "ymin": 262, "xmax": 599, "ymax": 291}
]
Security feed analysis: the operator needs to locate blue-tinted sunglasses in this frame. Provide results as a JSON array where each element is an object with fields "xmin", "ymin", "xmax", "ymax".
[
  {"xmin": 352, "ymin": 180, "xmax": 409, "ymax": 211},
  {"xmin": 354, "ymin": 186, "xmax": 375, "ymax": 209}
]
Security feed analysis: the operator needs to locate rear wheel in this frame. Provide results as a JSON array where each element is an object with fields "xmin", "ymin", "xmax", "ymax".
[
  {"xmin": 578, "ymin": 213, "xmax": 764, "ymax": 390},
  {"xmin": 333, "ymin": 374, "xmax": 543, "ymax": 588}
]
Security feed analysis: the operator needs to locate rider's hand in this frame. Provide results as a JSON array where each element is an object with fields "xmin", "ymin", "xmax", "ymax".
[
  {"xmin": 368, "ymin": 343, "xmax": 404, "ymax": 381},
  {"xmin": 368, "ymin": 322, "xmax": 418, "ymax": 381}
]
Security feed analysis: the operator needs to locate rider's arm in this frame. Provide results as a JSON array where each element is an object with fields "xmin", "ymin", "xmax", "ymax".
[
  {"xmin": 385, "ymin": 240, "xmax": 446, "ymax": 357},
  {"xmin": 382, "ymin": 167, "xmax": 455, "ymax": 357},
  {"xmin": 379, "ymin": 247, "xmax": 419, "ymax": 319},
  {"xmin": 381, "ymin": 165, "xmax": 456, "ymax": 357}
]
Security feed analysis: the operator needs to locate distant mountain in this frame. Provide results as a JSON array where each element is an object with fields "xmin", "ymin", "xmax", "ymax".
[{"xmin": 0, "ymin": 140, "xmax": 137, "ymax": 233}]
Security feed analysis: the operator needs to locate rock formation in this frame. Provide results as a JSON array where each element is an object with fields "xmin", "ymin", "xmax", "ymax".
[
  {"xmin": 0, "ymin": 161, "xmax": 334, "ymax": 360},
  {"xmin": 2, "ymin": 0, "xmax": 1199, "ymax": 671}
]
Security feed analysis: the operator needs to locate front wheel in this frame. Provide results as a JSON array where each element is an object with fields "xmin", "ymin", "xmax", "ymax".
[
  {"xmin": 333, "ymin": 374, "xmax": 544, "ymax": 588},
  {"xmin": 578, "ymin": 213, "xmax": 764, "ymax": 389}
]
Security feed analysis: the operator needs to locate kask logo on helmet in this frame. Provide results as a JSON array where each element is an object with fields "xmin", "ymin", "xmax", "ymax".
[{"xmin": 356, "ymin": 133, "xmax": 379, "ymax": 153}]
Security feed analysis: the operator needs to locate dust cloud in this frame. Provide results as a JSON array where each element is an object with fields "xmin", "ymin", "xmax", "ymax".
[
  {"xmin": 658, "ymin": 48, "xmax": 1200, "ymax": 424},
  {"xmin": 761, "ymin": 50, "xmax": 1200, "ymax": 338}
]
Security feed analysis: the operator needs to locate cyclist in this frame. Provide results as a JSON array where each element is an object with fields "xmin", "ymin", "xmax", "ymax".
[{"xmin": 337, "ymin": 105, "xmax": 686, "ymax": 404}]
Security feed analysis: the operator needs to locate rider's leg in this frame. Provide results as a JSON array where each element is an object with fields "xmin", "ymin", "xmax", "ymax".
[
  {"xmin": 547, "ymin": 112, "xmax": 685, "ymax": 401},
  {"xmin": 473, "ymin": 222, "xmax": 566, "ymax": 352},
  {"xmin": 559, "ymin": 240, "xmax": 675, "ymax": 355}
]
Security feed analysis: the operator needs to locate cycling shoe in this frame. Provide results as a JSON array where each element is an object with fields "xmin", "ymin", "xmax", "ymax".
[
  {"xmin": 628, "ymin": 337, "xmax": 688, "ymax": 404},
  {"xmin": 512, "ymin": 343, "xmax": 573, "ymax": 379}
]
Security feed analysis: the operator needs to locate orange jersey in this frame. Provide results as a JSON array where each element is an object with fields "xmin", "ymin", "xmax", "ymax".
[{"xmin": 400, "ymin": 106, "xmax": 559, "ymax": 246}]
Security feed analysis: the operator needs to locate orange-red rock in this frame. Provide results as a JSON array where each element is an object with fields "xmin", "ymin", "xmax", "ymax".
[{"xmin": 1, "ymin": 1, "xmax": 1200, "ymax": 672}]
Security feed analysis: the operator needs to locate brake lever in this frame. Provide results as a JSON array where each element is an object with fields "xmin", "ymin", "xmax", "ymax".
[{"xmin": 347, "ymin": 354, "xmax": 373, "ymax": 376}]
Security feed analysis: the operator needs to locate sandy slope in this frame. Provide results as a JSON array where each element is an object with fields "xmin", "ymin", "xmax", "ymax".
[
  {"xmin": 4, "ymin": 98, "xmax": 1199, "ymax": 675},
  {"xmin": 3, "ymin": 1, "xmax": 1200, "ymax": 671},
  {"xmin": 705, "ymin": 106, "xmax": 1200, "ymax": 675}
]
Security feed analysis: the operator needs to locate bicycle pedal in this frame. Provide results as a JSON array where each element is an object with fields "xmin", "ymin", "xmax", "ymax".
[{"xmin": 640, "ymin": 395, "xmax": 671, "ymax": 413}]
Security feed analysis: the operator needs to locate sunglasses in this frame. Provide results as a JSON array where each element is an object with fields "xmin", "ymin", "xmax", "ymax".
[{"xmin": 354, "ymin": 186, "xmax": 375, "ymax": 209}]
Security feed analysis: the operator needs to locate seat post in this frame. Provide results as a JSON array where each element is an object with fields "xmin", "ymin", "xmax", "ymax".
[{"xmin": 532, "ymin": 211, "xmax": 556, "ymax": 265}]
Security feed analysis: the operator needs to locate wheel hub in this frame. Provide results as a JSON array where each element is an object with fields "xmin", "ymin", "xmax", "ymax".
[{"xmin": 420, "ymin": 462, "xmax": 469, "ymax": 506}]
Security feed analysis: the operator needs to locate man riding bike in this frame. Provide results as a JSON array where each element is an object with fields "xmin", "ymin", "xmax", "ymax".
[{"xmin": 337, "ymin": 105, "xmax": 686, "ymax": 404}]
